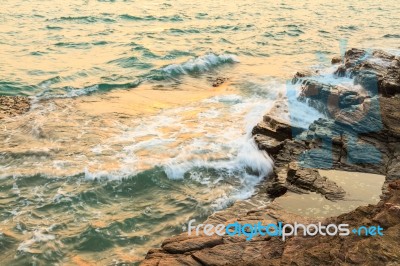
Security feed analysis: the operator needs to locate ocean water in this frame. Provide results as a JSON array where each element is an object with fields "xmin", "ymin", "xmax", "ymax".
[{"xmin": 0, "ymin": 0, "xmax": 399, "ymax": 264}]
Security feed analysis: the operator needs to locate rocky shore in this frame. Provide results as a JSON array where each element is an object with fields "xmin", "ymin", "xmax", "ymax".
[
  {"xmin": 0, "ymin": 96, "xmax": 30, "ymax": 119},
  {"xmin": 141, "ymin": 49, "xmax": 400, "ymax": 265}
]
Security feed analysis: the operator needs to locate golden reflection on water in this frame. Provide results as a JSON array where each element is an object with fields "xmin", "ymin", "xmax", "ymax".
[
  {"xmin": 1, "ymin": 0, "xmax": 399, "ymax": 89},
  {"xmin": 1, "ymin": 0, "xmax": 400, "ymax": 264}
]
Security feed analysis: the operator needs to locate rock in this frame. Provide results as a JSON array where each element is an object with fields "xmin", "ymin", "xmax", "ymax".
[
  {"xmin": 335, "ymin": 48, "xmax": 400, "ymax": 96},
  {"xmin": 265, "ymin": 181, "xmax": 288, "ymax": 198},
  {"xmin": 161, "ymin": 235, "xmax": 223, "ymax": 254},
  {"xmin": 380, "ymin": 97, "xmax": 400, "ymax": 138},
  {"xmin": 264, "ymin": 161, "xmax": 347, "ymax": 201},
  {"xmin": 142, "ymin": 252, "xmax": 202, "ymax": 266},
  {"xmin": 253, "ymin": 134, "xmax": 284, "ymax": 155},
  {"xmin": 141, "ymin": 180, "xmax": 400, "ymax": 265},
  {"xmin": 299, "ymin": 80, "xmax": 366, "ymax": 116},
  {"xmin": 211, "ymin": 77, "xmax": 228, "ymax": 87},
  {"xmin": 192, "ymin": 238, "xmax": 284, "ymax": 266},
  {"xmin": 287, "ymin": 168, "xmax": 346, "ymax": 200},
  {"xmin": 292, "ymin": 70, "xmax": 317, "ymax": 84},
  {"xmin": 252, "ymin": 115, "xmax": 303, "ymax": 141},
  {"xmin": 141, "ymin": 49, "xmax": 400, "ymax": 265},
  {"xmin": 331, "ymin": 56, "xmax": 342, "ymax": 64},
  {"xmin": 0, "ymin": 96, "xmax": 30, "ymax": 119}
]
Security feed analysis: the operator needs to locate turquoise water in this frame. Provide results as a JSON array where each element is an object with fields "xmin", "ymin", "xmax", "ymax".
[{"xmin": 0, "ymin": 0, "xmax": 399, "ymax": 264}]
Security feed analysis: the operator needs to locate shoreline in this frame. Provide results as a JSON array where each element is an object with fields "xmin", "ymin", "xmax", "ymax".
[
  {"xmin": 1, "ymin": 49, "xmax": 399, "ymax": 265},
  {"xmin": 0, "ymin": 96, "xmax": 30, "ymax": 120},
  {"xmin": 141, "ymin": 48, "xmax": 400, "ymax": 265}
]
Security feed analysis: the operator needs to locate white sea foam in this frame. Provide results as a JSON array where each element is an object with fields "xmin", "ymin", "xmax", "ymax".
[
  {"xmin": 17, "ymin": 230, "xmax": 57, "ymax": 253},
  {"xmin": 162, "ymin": 53, "xmax": 239, "ymax": 75}
]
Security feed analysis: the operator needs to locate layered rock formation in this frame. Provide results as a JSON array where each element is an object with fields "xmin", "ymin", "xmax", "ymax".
[
  {"xmin": 142, "ymin": 180, "xmax": 400, "ymax": 266},
  {"xmin": 142, "ymin": 49, "xmax": 400, "ymax": 265}
]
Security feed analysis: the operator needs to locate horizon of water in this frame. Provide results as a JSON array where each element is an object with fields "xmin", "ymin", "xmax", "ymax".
[{"xmin": 1, "ymin": 0, "xmax": 399, "ymax": 264}]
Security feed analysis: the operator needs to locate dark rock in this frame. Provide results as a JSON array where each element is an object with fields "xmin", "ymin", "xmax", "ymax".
[
  {"xmin": 335, "ymin": 48, "xmax": 400, "ymax": 96},
  {"xmin": 211, "ymin": 77, "xmax": 228, "ymax": 87},
  {"xmin": 286, "ymin": 164, "xmax": 346, "ymax": 200},
  {"xmin": 265, "ymin": 181, "xmax": 288, "ymax": 198},
  {"xmin": 331, "ymin": 56, "xmax": 342, "ymax": 64},
  {"xmin": 292, "ymin": 70, "xmax": 317, "ymax": 84},
  {"xmin": 0, "ymin": 96, "xmax": 30, "ymax": 119},
  {"xmin": 252, "ymin": 115, "xmax": 303, "ymax": 141},
  {"xmin": 253, "ymin": 134, "xmax": 284, "ymax": 155},
  {"xmin": 299, "ymin": 80, "xmax": 366, "ymax": 116}
]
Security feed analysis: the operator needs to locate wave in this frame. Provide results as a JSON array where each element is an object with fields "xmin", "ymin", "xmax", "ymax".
[
  {"xmin": 161, "ymin": 53, "xmax": 239, "ymax": 76},
  {"xmin": 383, "ymin": 34, "xmax": 400, "ymax": 38},
  {"xmin": 0, "ymin": 81, "xmax": 36, "ymax": 96},
  {"xmin": 119, "ymin": 14, "xmax": 157, "ymax": 21},
  {"xmin": 7, "ymin": 53, "xmax": 238, "ymax": 99},
  {"xmin": 48, "ymin": 16, "xmax": 116, "ymax": 24},
  {"xmin": 119, "ymin": 14, "xmax": 184, "ymax": 22},
  {"xmin": 107, "ymin": 56, "xmax": 154, "ymax": 69},
  {"xmin": 36, "ymin": 81, "xmax": 141, "ymax": 99}
]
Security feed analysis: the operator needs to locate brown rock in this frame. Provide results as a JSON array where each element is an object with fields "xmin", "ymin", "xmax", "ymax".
[
  {"xmin": 162, "ymin": 235, "xmax": 223, "ymax": 254},
  {"xmin": 335, "ymin": 48, "xmax": 400, "ymax": 96},
  {"xmin": 253, "ymin": 134, "xmax": 284, "ymax": 155},
  {"xmin": 192, "ymin": 239, "xmax": 284, "ymax": 266},
  {"xmin": 0, "ymin": 95, "xmax": 30, "ymax": 119},
  {"xmin": 252, "ymin": 115, "xmax": 303, "ymax": 141},
  {"xmin": 211, "ymin": 77, "xmax": 228, "ymax": 87},
  {"xmin": 331, "ymin": 55, "xmax": 342, "ymax": 64},
  {"xmin": 286, "ymin": 167, "xmax": 346, "ymax": 200},
  {"xmin": 141, "ymin": 50, "xmax": 400, "ymax": 265}
]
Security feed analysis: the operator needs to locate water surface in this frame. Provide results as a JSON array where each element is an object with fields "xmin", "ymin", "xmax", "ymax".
[{"xmin": 0, "ymin": 0, "xmax": 399, "ymax": 264}]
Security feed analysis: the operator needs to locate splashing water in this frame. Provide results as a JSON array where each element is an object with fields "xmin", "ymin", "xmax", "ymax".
[{"xmin": 1, "ymin": 0, "xmax": 399, "ymax": 264}]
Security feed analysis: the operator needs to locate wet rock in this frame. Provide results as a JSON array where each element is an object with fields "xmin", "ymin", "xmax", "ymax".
[
  {"xmin": 331, "ymin": 55, "xmax": 342, "ymax": 64},
  {"xmin": 252, "ymin": 115, "xmax": 303, "ymax": 141},
  {"xmin": 0, "ymin": 96, "xmax": 30, "ymax": 119},
  {"xmin": 265, "ymin": 162, "xmax": 346, "ymax": 201},
  {"xmin": 141, "ymin": 50, "xmax": 400, "ymax": 265},
  {"xmin": 265, "ymin": 179, "xmax": 288, "ymax": 198},
  {"xmin": 211, "ymin": 77, "xmax": 228, "ymax": 87},
  {"xmin": 292, "ymin": 69, "xmax": 317, "ymax": 84},
  {"xmin": 287, "ymin": 167, "xmax": 346, "ymax": 201},
  {"xmin": 299, "ymin": 80, "xmax": 366, "ymax": 116},
  {"xmin": 253, "ymin": 134, "xmax": 284, "ymax": 155},
  {"xmin": 335, "ymin": 48, "xmax": 400, "ymax": 96}
]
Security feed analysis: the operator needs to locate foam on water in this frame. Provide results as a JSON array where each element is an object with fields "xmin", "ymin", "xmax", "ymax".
[
  {"xmin": 2, "ymin": 0, "xmax": 400, "ymax": 263},
  {"xmin": 0, "ymin": 59, "xmax": 384, "ymax": 265},
  {"xmin": 162, "ymin": 53, "xmax": 239, "ymax": 76}
]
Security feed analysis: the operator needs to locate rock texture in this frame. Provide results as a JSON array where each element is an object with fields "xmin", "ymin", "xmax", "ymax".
[
  {"xmin": 141, "ymin": 49, "xmax": 400, "ymax": 265},
  {"xmin": 0, "ymin": 96, "xmax": 30, "ymax": 119},
  {"xmin": 210, "ymin": 77, "xmax": 228, "ymax": 87},
  {"xmin": 142, "ymin": 180, "xmax": 400, "ymax": 266}
]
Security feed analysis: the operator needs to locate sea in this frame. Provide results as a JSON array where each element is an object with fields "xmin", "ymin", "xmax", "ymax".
[{"xmin": 0, "ymin": 0, "xmax": 399, "ymax": 264}]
